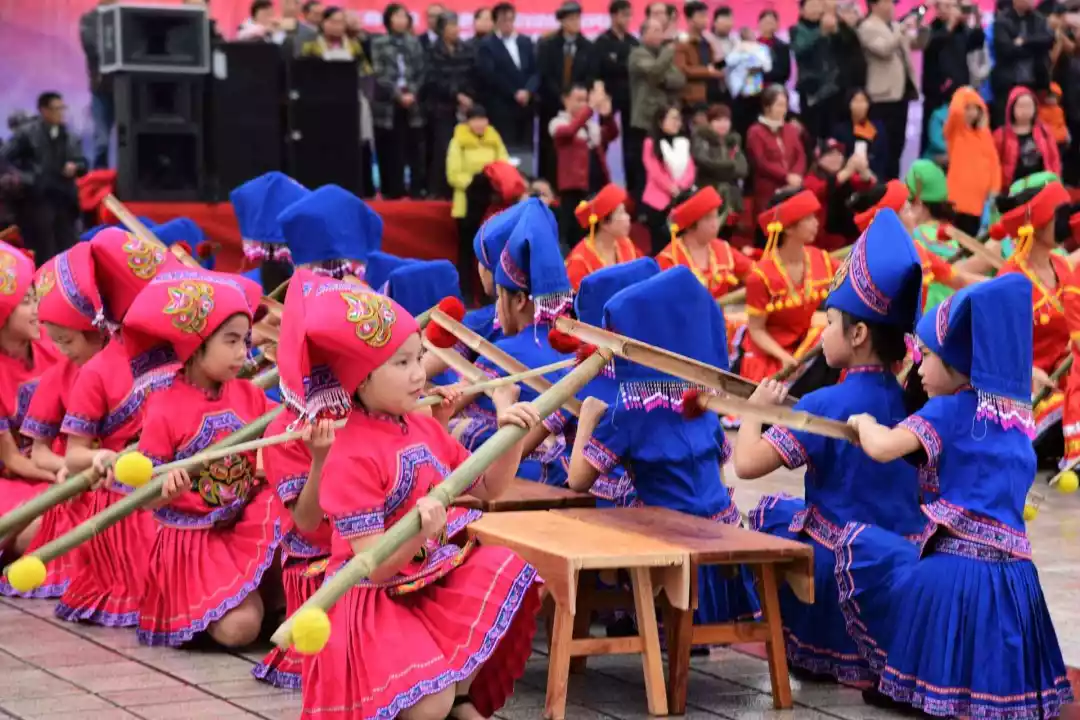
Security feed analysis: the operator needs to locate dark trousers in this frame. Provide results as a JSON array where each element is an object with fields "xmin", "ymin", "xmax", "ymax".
[
  {"xmin": 374, "ymin": 107, "xmax": 426, "ymax": 199},
  {"xmin": 558, "ymin": 189, "xmax": 587, "ymax": 255},
  {"xmin": 20, "ymin": 199, "xmax": 77, "ymax": 265},
  {"xmin": 427, "ymin": 117, "xmax": 456, "ymax": 200},
  {"xmin": 733, "ymin": 94, "xmax": 761, "ymax": 139},
  {"xmin": 644, "ymin": 204, "xmax": 671, "ymax": 255},
  {"xmin": 869, "ymin": 100, "xmax": 909, "ymax": 181},
  {"xmin": 490, "ymin": 102, "xmax": 534, "ymax": 150},
  {"xmin": 624, "ymin": 126, "xmax": 647, "ymax": 213},
  {"xmin": 799, "ymin": 94, "xmax": 842, "ymax": 156}
]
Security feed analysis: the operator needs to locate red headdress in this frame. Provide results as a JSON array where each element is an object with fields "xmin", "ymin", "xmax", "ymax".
[
  {"xmin": 756, "ymin": 189, "xmax": 821, "ymax": 258},
  {"xmin": 122, "ymin": 269, "xmax": 263, "ymax": 379},
  {"xmin": 668, "ymin": 186, "xmax": 723, "ymax": 242},
  {"xmin": 989, "ymin": 181, "xmax": 1071, "ymax": 260},
  {"xmin": 0, "ymin": 240, "xmax": 37, "ymax": 327},
  {"xmin": 88, "ymin": 227, "xmax": 184, "ymax": 329},
  {"xmin": 853, "ymin": 180, "xmax": 908, "ymax": 233},
  {"xmin": 574, "ymin": 184, "xmax": 629, "ymax": 242},
  {"xmin": 37, "ymin": 243, "xmax": 104, "ymax": 333}
]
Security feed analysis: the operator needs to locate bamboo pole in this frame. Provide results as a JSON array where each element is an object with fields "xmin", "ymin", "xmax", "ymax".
[
  {"xmin": 718, "ymin": 244, "xmax": 853, "ymax": 307},
  {"xmin": 552, "ymin": 316, "xmax": 778, "ymax": 404},
  {"xmin": 422, "ymin": 340, "xmax": 488, "ymax": 384},
  {"xmin": 688, "ymin": 391, "xmax": 858, "ymax": 442},
  {"xmin": 4, "ymin": 405, "xmax": 286, "ymax": 581},
  {"xmin": 945, "ymin": 226, "xmax": 1005, "ymax": 273},
  {"xmin": 771, "ymin": 345, "xmax": 823, "ymax": 383},
  {"xmin": 0, "ymin": 367, "xmax": 281, "ymax": 542},
  {"xmin": 430, "ymin": 309, "xmax": 582, "ymax": 416},
  {"xmin": 1033, "ymin": 356, "xmax": 1072, "ymax": 409},
  {"xmin": 270, "ymin": 347, "xmax": 612, "ymax": 650}
]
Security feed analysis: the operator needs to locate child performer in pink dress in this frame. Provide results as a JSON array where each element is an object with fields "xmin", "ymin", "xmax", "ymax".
[
  {"xmin": 254, "ymin": 269, "xmax": 337, "ymax": 689},
  {"xmin": 0, "ymin": 242, "xmax": 61, "ymax": 556},
  {"xmin": 55, "ymin": 228, "xmax": 183, "ymax": 627},
  {"xmin": 294, "ymin": 284, "xmax": 543, "ymax": 719},
  {"xmin": 0, "ymin": 245, "xmax": 107, "ymax": 598},
  {"xmin": 121, "ymin": 270, "xmax": 280, "ymax": 648}
]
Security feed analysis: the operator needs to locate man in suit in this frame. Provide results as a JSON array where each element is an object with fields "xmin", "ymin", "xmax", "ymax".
[
  {"xmin": 594, "ymin": 0, "xmax": 639, "ymax": 189},
  {"xmin": 476, "ymin": 3, "xmax": 539, "ymax": 150},
  {"xmin": 419, "ymin": 3, "xmax": 444, "ymax": 52},
  {"xmin": 1, "ymin": 93, "xmax": 88, "ymax": 263},
  {"xmin": 857, "ymin": 0, "xmax": 927, "ymax": 179}
]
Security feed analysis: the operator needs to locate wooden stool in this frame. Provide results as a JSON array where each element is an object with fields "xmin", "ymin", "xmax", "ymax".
[
  {"xmin": 455, "ymin": 478, "xmax": 596, "ymax": 512},
  {"xmin": 467, "ymin": 511, "xmax": 690, "ymax": 720},
  {"xmin": 557, "ymin": 507, "xmax": 814, "ymax": 714}
]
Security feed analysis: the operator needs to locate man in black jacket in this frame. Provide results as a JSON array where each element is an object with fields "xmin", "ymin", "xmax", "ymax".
[
  {"xmin": 1, "ymin": 93, "xmax": 88, "ymax": 263},
  {"xmin": 594, "ymin": 0, "xmax": 639, "ymax": 191},
  {"xmin": 476, "ymin": 3, "xmax": 538, "ymax": 151},
  {"xmin": 991, "ymin": 0, "xmax": 1054, "ymax": 125},
  {"xmin": 921, "ymin": 0, "xmax": 985, "ymax": 153},
  {"xmin": 536, "ymin": 1, "xmax": 596, "ymax": 184}
]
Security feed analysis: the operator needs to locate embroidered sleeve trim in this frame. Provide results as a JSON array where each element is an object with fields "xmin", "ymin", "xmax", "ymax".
[
  {"xmin": 20, "ymin": 416, "xmax": 58, "ymax": 440},
  {"xmin": 583, "ymin": 437, "xmax": 619, "ymax": 475},
  {"xmin": 334, "ymin": 508, "xmax": 385, "ymax": 538},
  {"xmin": 763, "ymin": 426, "xmax": 808, "ymax": 469},
  {"xmin": 276, "ymin": 474, "xmax": 308, "ymax": 504}
]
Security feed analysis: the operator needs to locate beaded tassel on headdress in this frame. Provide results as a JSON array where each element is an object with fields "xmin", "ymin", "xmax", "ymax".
[
  {"xmin": 975, "ymin": 390, "xmax": 1035, "ymax": 438},
  {"xmin": 579, "ymin": 200, "xmax": 599, "ymax": 244}
]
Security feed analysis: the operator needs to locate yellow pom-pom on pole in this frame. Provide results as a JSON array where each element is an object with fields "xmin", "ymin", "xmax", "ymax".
[
  {"xmin": 291, "ymin": 607, "xmax": 332, "ymax": 655},
  {"xmin": 1023, "ymin": 503, "xmax": 1039, "ymax": 522},
  {"xmin": 5, "ymin": 556, "xmax": 47, "ymax": 593},
  {"xmin": 113, "ymin": 452, "xmax": 154, "ymax": 488},
  {"xmin": 1056, "ymin": 470, "xmax": 1079, "ymax": 494}
]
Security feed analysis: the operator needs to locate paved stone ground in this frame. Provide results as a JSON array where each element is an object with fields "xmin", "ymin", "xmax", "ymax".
[{"xmin": 0, "ymin": 462, "xmax": 1077, "ymax": 720}]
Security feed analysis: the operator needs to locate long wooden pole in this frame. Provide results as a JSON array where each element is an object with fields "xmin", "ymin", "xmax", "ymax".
[
  {"xmin": 689, "ymin": 391, "xmax": 857, "ymax": 442},
  {"xmin": 270, "ymin": 348, "xmax": 611, "ymax": 650},
  {"xmin": 430, "ymin": 309, "xmax": 582, "ymax": 416},
  {"xmin": 0, "ymin": 367, "xmax": 280, "ymax": 542}
]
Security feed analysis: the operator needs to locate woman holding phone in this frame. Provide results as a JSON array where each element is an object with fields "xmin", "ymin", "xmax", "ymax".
[{"xmin": 830, "ymin": 88, "xmax": 887, "ymax": 182}]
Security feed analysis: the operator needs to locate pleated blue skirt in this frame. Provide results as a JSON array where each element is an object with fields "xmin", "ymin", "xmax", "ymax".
[
  {"xmin": 750, "ymin": 494, "xmax": 872, "ymax": 683},
  {"xmin": 836, "ymin": 522, "xmax": 1074, "ymax": 719}
]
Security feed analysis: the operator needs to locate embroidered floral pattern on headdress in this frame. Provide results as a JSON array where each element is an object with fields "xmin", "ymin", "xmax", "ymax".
[
  {"xmin": 164, "ymin": 281, "xmax": 215, "ymax": 335},
  {"xmin": 0, "ymin": 252, "xmax": 18, "ymax": 296},
  {"xmin": 36, "ymin": 268, "xmax": 55, "ymax": 299},
  {"xmin": 342, "ymin": 291, "xmax": 395, "ymax": 348},
  {"xmin": 123, "ymin": 236, "xmax": 167, "ymax": 280},
  {"xmin": 935, "ymin": 295, "xmax": 953, "ymax": 346}
]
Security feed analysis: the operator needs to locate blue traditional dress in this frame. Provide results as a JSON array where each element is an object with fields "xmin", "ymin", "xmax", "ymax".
[
  {"xmin": 584, "ymin": 266, "xmax": 759, "ymax": 624},
  {"xmin": 749, "ymin": 209, "xmax": 928, "ymax": 683},
  {"xmin": 454, "ymin": 199, "xmax": 576, "ymax": 486},
  {"xmin": 573, "ymin": 257, "xmax": 659, "ymax": 507},
  {"xmin": 385, "ymin": 259, "xmax": 463, "ymax": 386},
  {"xmin": 277, "ymin": 184, "xmax": 382, "ymax": 281},
  {"xmin": 835, "ymin": 275, "xmax": 1073, "ymax": 719}
]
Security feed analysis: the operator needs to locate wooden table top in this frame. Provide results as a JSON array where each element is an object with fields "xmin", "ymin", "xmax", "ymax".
[
  {"xmin": 556, "ymin": 507, "xmax": 813, "ymax": 567},
  {"xmin": 455, "ymin": 478, "xmax": 596, "ymax": 512}
]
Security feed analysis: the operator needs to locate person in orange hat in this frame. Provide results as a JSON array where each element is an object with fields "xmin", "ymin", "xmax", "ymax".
[
  {"xmin": 656, "ymin": 185, "xmax": 753, "ymax": 300},
  {"xmin": 565, "ymin": 183, "xmax": 643, "ymax": 291},
  {"xmin": 0, "ymin": 246, "xmax": 107, "ymax": 600},
  {"xmin": 53, "ymin": 227, "xmax": 184, "ymax": 628},
  {"xmin": 993, "ymin": 181, "xmax": 1074, "ymax": 463},
  {"xmin": 116, "ymin": 270, "xmax": 280, "ymax": 649},
  {"xmin": 1039, "ymin": 83, "xmax": 1070, "ymax": 161},
  {"xmin": 736, "ymin": 188, "xmax": 837, "ymax": 390},
  {"xmin": 0, "ymin": 241, "xmax": 62, "ymax": 559},
  {"xmin": 281, "ymin": 280, "xmax": 543, "ymax": 720}
]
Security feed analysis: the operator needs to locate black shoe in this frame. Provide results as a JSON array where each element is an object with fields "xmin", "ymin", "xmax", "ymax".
[
  {"xmin": 605, "ymin": 615, "xmax": 638, "ymax": 638},
  {"xmin": 789, "ymin": 665, "xmax": 837, "ymax": 684}
]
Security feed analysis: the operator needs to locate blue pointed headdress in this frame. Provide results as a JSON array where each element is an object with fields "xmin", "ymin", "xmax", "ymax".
[
  {"xmin": 80, "ymin": 216, "xmax": 157, "ymax": 243},
  {"xmin": 231, "ymin": 172, "xmax": 310, "ymax": 264},
  {"xmin": 825, "ymin": 207, "xmax": 924, "ymax": 330},
  {"xmin": 494, "ymin": 199, "xmax": 572, "ymax": 325},
  {"xmin": 474, "ymin": 199, "xmax": 536, "ymax": 272},
  {"xmin": 916, "ymin": 274, "xmax": 1035, "ymax": 435},
  {"xmin": 277, "ymin": 184, "xmax": 383, "ymax": 281},
  {"xmin": 574, "ymin": 257, "xmax": 660, "ymax": 327},
  {"xmin": 603, "ymin": 265, "xmax": 729, "ymax": 411},
  {"xmin": 364, "ymin": 252, "xmax": 414, "ymax": 293},
  {"xmin": 385, "ymin": 259, "xmax": 462, "ymax": 316}
]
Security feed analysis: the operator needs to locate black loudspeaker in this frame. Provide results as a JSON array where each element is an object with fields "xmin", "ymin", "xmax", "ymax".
[
  {"xmin": 99, "ymin": 3, "xmax": 210, "ymax": 74},
  {"xmin": 114, "ymin": 73, "xmax": 205, "ymax": 202},
  {"xmin": 285, "ymin": 59, "xmax": 362, "ymax": 194},
  {"xmin": 204, "ymin": 43, "xmax": 284, "ymax": 201}
]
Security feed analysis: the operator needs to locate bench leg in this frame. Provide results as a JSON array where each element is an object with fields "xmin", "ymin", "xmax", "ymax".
[
  {"xmin": 544, "ymin": 603, "xmax": 574, "ymax": 720},
  {"xmin": 662, "ymin": 595, "xmax": 693, "ymax": 716},
  {"xmin": 570, "ymin": 571, "xmax": 593, "ymax": 674},
  {"xmin": 758, "ymin": 563, "xmax": 793, "ymax": 709},
  {"xmin": 630, "ymin": 567, "xmax": 669, "ymax": 717}
]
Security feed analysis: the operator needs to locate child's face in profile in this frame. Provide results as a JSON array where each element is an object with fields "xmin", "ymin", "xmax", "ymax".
[
  {"xmin": 917, "ymin": 346, "xmax": 964, "ymax": 398},
  {"xmin": 964, "ymin": 104, "xmax": 982, "ymax": 126},
  {"xmin": 822, "ymin": 308, "xmax": 857, "ymax": 368},
  {"xmin": 197, "ymin": 314, "xmax": 251, "ymax": 384}
]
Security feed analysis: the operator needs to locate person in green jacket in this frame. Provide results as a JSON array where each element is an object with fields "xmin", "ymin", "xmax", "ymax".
[{"xmin": 903, "ymin": 160, "xmax": 965, "ymax": 309}]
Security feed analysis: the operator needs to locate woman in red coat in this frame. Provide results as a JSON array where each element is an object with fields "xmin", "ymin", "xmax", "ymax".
[{"xmin": 746, "ymin": 84, "xmax": 807, "ymax": 242}]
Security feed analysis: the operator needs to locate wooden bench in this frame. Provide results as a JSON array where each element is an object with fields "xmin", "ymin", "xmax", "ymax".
[
  {"xmin": 557, "ymin": 507, "xmax": 814, "ymax": 714},
  {"xmin": 455, "ymin": 478, "xmax": 596, "ymax": 512},
  {"xmin": 467, "ymin": 510, "xmax": 690, "ymax": 720}
]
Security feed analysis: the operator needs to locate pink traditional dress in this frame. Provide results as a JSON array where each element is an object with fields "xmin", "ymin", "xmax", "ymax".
[
  {"xmin": 0, "ymin": 245, "xmax": 61, "ymax": 557},
  {"xmin": 1, "ymin": 249, "xmax": 99, "ymax": 598},
  {"xmin": 254, "ymin": 270, "xmax": 332, "ymax": 689},
  {"xmin": 55, "ymin": 229, "xmax": 182, "ymax": 627},
  {"xmin": 119, "ymin": 270, "xmax": 280, "ymax": 646},
  {"xmin": 288, "ymin": 279, "xmax": 540, "ymax": 719}
]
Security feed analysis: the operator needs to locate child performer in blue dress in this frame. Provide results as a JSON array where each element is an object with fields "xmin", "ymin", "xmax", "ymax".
[
  {"xmin": 386, "ymin": 259, "xmax": 464, "ymax": 387},
  {"xmin": 277, "ymin": 184, "xmax": 383, "ymax": 282},
  {"xmin": 465, "ymin": 200, "xmax": 533, "ymax": 346},
  {"xmin": 232, "ymin": 171, "xmax": 310, "ymax": 268},
  {"xmin": 567, "ymin": 265, "xmax": 759, "ymax": 626},
  {"xmin": 842, "ymin": 274, "xmax": 1073, "ymax": 718},
  {"xmin": 735, "ymin": 209, "xmax": 929, "ymax": 684},
  {"xmin": 450, "ymin": 199, "xmax": 576, "ymax": 486},
  {"xmin": 561, "ymin": 257, "xmax": 659, "ymax": 508}
]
